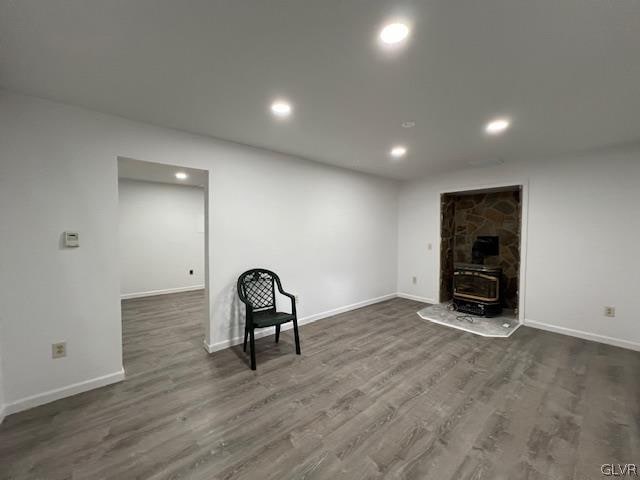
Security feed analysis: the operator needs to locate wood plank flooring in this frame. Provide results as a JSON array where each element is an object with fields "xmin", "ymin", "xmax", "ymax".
[{"xmin": 1, "ymin": 292, "xmax": 639, "ymax": 479}]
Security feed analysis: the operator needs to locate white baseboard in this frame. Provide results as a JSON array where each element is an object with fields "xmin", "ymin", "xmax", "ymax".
[
  {"xmin": 204, "ymin": 293, "xmax": 397, "ymax": 353},
  {"xmin": 3, "ymin": 368, "xmax": 125, "ymax": 417},
  {"xmin": 203, "ymin": 329, "xmax": 277, "ymax": 353},
  {"xmin": 121, "ymin": 285, "xmax": 204, "ymax": 300},
  {"xmin": 396, "ymin": 292, "xmax": 436, "ymax": 304},
  {"xmin": 524, "ymin": 319, "xmax": 640, "ymax": 352},
  {"xmin": 299, "ymin": 293, "xmax": 397, "ymax": 324}
]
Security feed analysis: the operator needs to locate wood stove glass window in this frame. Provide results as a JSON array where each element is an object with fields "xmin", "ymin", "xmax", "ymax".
[{"xmin": 454, "ymin": 272, "xmax": 499, "ymax": 302}]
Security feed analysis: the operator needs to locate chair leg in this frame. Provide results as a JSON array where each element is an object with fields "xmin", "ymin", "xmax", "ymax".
[
  {"xmin": 249, "ymin": 328, "xmax": 256, "ymax": 370},
  {"xmin": 293, "ymin": 318, "xmax": 301, "ymax": 355},
  {"xmin": 275, "ymin": 325, "xmax": 280, "ymax": 343},
  {"xmin": 243, "ymin": 326, "xmax": 248, "ymax": 352}
]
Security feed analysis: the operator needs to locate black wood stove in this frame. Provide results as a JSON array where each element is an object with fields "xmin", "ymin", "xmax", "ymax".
[{"xmin": 453, "ymin": 263, "xmax": 503, "ymax": 317}]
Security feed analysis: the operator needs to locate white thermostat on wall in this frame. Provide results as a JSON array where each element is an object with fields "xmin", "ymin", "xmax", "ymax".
[{"xmin": 63, "ymin": 231, "xmax": 79, "ymax": 247}]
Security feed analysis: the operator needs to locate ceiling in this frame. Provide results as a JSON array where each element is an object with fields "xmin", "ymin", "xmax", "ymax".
[
  {"xmin": 118, "ymin": 157, "xmax": 207, "ymax": 187},
  {"xmin": 1, "ymin": 1, "xmax": 639, "ymax": 180}
]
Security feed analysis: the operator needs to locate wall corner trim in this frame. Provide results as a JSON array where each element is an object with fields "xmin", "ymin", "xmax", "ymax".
[
  {"xmin": 524, "ymin": 319, "xmax": 640, "ymax": 352},
  {"xmin": 3, "ymin": 368, "xmax": 126, "ymax": 417},
  {"xmin": 204, "ymin": 293, "xmax": 398, "ymax": 354}
]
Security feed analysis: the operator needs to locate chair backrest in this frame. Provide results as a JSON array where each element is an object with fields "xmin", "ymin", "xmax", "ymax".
[{"xmin": 237, "ymin": 269, "xmax": 279, "ymax": 311}]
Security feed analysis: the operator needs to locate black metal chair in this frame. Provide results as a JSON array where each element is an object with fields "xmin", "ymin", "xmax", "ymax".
[{"xmin": 237, "ymin": 268, "xmax": 301, "ymax": 370}]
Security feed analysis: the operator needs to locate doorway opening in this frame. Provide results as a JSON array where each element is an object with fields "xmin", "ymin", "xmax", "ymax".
[{"xmin": 117, "ymin": 157, "xmax": 209, "ymax": 375}]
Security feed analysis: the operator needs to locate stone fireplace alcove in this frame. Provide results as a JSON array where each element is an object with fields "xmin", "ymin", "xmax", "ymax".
[{"xmin": 440, "ymin": 186, "xmax": 522, "ymax": 311}]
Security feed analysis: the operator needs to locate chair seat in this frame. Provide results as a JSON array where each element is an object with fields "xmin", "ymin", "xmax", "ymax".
[{"xmin": 253, "ymin": 311, "xmax": 295, "ymax": 328}]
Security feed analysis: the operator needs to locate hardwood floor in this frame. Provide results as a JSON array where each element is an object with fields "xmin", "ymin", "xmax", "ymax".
[
  {"xmin": 122, "ymin": 290, "xmax": 205, "ymax": 377},
  {"xmin": 1, "ymin": 293, "xmax": 639, "ymax": 479}
]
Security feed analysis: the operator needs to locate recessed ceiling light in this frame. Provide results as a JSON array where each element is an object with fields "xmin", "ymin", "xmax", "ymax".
[
  {"xmin": 402, "ymin": 121, "xmax": 416, "ymax": 128},
  {"xmin": 485, "ymin": 117, "xmax": 511, "ymax": 135},
  {"xmin": 175, "ymin": 172, "xmax": 188, "ymax": 180},
  {"xmin": 390, "ymin": 146, "xmax": 407, "ymax": 158},
  {"xmin": 271, "ymin": 100, "xmax": 292, "ymax": 118},
  {"xmin": 379, "ymin": 23, "xmax": 410, "ymax": 45}
]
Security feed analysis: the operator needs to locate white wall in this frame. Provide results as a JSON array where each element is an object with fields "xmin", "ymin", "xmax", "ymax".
[
  {"xmin": 0, "ymin": 91, "xmax": 399, "ymax": 413},
  {"xmin": 398, "ymin": 149, "xmax": 640, "ymax": 351},
  {"xmin": 0, "ymin": 337, "xmax": 5, "ymax": 423},
  {"xmin": 118, "ymin": 179, "xmax": 205, "ymax": 297}
]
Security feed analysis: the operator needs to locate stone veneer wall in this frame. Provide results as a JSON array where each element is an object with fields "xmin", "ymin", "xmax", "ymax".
[
  {"xmin": 440, "ymin": 189, "xmax": 522, "ymax": 309},
  {"xmin": 439, "ymin": 194, "xmax": 456, "ymax": 302}
]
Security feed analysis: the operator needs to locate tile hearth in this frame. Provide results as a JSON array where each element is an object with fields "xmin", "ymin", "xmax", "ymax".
[{"xmin": 417, "ymin": 303, "xmax": 520, "ymax": 338}]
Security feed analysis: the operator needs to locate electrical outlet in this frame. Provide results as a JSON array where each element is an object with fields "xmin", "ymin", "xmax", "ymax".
[
  {"xmin": 63, "ymin": 231, "xmax": 79, "ymax": 248},
  {"xmin": 412, "ymin": 276, "xmax": 417, "ymax": 285},
  {"xmin": 604, "ymin": 306, "xmax": 616, "ymax": 317},
  {"xmin": 52, "ymin": 342, "xmax": 66, "ymax": 359}
]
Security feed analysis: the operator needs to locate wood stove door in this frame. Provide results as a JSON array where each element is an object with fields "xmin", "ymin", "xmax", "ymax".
[{"xmin": 453, "ymin": 272, "xmax": 499, "ymax": 302}]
